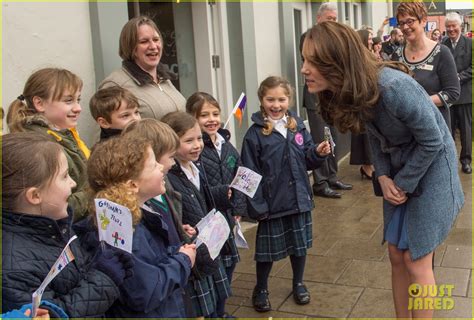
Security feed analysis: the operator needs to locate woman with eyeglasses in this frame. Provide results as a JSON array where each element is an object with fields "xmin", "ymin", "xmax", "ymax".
[{"xmin": 392, "ymin": 1, "xmax": 459, "ymax": 128}]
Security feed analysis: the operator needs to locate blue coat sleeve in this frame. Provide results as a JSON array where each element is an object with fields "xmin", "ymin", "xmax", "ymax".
[
  {"xmin": 119, "ymin": 231, "xmax": 191, "ymax": 312},
  {"xmin": 240, "ymin": 128, "xmax": 269, "ymax": 220},
  {"xmin": 384, "ymin": 78, "xmax": 445, "ymax": 193},
  {"xmin": 302, "ymin": 126, "xmax": 327, "ymax": 170}
]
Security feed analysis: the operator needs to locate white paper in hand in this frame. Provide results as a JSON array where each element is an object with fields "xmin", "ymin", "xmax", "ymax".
[
  {"xmin": 234, "ymin": 221, "xmax": 249, "ymax": 249},
  {"xmin": 195, "ymin": 210, "xmax": 230, "ymax": 260},
  {"xmin": 95, "ymin": 199, "xmax": 133, "ymax": 253},
  {"xmin": 230, "ymin": 166, "xmax": 262, "ymax": 198}
]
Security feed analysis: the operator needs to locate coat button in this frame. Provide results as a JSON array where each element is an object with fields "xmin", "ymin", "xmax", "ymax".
[{"xmin": 51, "ymin": 235, "xmax": 56, "ymax": 239}]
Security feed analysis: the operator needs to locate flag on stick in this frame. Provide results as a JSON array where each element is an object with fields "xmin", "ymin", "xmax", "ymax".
[{"xmin": 224, "ymin": 92, "xmax": 247, "ymax": 129}]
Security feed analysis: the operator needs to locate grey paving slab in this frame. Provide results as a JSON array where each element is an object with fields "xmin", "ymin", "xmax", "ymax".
[
  {"xmin": 274, "ymin": 255, "xmax": 352, "ymax": 284},
  {"xmin": 445, "ymin": 228, "xmax": 473, "ymax": 247},
  {"xmin": 279, "ymin": 282, "xmax": 363, "ymax": 318},
  {"xmin": 232, "ymin": 306, "xmax": 308, "ymax": 318},
  {"xmin": 336, "ymin": 259, "xmax": 392, "ymax": 290},
  {"xmin": 326, "ymin": 238, "xmax": 387, "ymax": 261},
  {"xmin": 433, "ymin": 296, "xmax": 472, "ymax": 318},
  {"xmin": 348, "ymin": 288, "xmax": 395, "ymax": 318},
  {"xmin": 441, "ymin": 245, "xmax": 472, "ymax": 269},
  {"xmin": 434, "ymin": 266, "xmax": 471, "ymax": 297}
]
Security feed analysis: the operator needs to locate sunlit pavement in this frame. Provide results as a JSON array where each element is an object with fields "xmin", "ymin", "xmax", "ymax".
[{"xmin": 231, "ymin": 148, "xmax": 472, "ymax": 318}]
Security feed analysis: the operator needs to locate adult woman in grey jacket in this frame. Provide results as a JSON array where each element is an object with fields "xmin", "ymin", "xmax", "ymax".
[
  {"xmin": 100, "ymin": 16, "xmax": 185, "ymax": 120},
  {"xmin": 301, "ymin": 21, "xmax": 464, "ymax": 319}
]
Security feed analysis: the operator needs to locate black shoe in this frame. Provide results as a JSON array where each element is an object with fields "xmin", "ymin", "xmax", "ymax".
[
  {"xmin": 330, "ymin": 180, "xmax": 353, "ymax": 190},
  {"xmin": 314, "ymin": 186, "xmax": 342, "ymax": 198},
  {"xmin": 252, "ymin": 287, "xmax": 271, "ymax": 312},
  {"xmin": 462, "ymin": 163, "xmax": 472, "ymax": 174},
  {"xmin": 293, "ymin": 283, "xmax": 311, "ymax": 305}
]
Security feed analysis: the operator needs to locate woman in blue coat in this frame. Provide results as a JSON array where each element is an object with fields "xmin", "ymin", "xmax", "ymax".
[{"xmin": 301, "ymin": 21, "xmax": 464, "ymax": 319}]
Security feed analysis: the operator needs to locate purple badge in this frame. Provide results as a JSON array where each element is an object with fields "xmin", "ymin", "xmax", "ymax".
[{"xmin": 295, "ymin": 132, "xmax": 304, "ymax": 145}]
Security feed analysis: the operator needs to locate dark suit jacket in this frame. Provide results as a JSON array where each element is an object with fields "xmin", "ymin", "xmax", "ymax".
[{"xmin": 443, "ymin": 35, "xmax": 472, "ymax": 105}]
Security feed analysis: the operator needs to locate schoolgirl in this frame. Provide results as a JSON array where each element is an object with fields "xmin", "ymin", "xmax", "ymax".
[
  {"xmin": 6, "ymin": 68, "xmax": 89, "ymax": 220},
  {"xmin": 2, "ymin": 132, "xmax": 131, "ymax": 317},
  {"xmin": 186, "ymin": 92, "xmax": 248, "ymax": 317},
  {"xmin": 240, "ymin": 76, "xmax": 330, "ymax": 312},
  {"xmin": 162, "ymin": 111, "xmax": 232, "ymax": 318}
]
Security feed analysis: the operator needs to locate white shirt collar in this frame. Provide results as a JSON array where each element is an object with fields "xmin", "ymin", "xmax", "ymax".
[{"xmin": 181, "ymin": 162, "xmax": 200, "ymax": 190}]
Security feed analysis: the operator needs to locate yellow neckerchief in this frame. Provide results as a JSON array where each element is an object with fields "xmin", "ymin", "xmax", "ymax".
[{"xmin": 47, "ymin": 127, "xmax": 90, "ymax": 159}]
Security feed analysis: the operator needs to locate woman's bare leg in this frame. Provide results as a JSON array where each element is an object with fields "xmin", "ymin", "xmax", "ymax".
[{"xmin": 388, "ymin": 244, "xmax": 412, "ymax": 318}]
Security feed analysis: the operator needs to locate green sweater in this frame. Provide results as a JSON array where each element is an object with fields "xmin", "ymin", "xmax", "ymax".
[{"xmin": 23, "ymin": 116, "xmax": 89, "ymax": 221}]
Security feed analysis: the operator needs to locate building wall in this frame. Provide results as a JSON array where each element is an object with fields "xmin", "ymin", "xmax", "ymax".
[
  {"xmin": 2, "ymin": 2, "xmax": 98, "ymax": 145},
  {"xmin": 253, "ymin": 2, "xmax": 282, "ymax": 83}
]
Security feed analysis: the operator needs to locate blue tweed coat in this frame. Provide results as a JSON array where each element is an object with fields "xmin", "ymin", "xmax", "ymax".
[{"xmin": 367, "ymin": 67, "xmax": 464, "ymax": 261}]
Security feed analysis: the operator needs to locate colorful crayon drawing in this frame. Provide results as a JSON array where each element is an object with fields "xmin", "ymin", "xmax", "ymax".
[
  {"xmin": 112, "ymin": 231, "xmax": 125, "ymax": 247},
  {"xmin": 99, "ymin": 209, "xmax": 111, "ymax": 230}
]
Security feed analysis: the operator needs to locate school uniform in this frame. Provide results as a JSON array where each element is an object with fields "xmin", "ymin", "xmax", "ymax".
[
  {"xmin": 201, "ymin": 129, "xmax": 247, "ymax": 270},
  {"xmin": 167, "ymin": 162, "xmax": 232, "ymax": 317},
  {"xmin": 240, "ymin": 111, "xmax": 326, "ymax": 262}
]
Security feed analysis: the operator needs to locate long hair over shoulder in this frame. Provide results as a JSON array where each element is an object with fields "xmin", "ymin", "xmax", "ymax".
[{"xmin": 302, "ymin": 21, "xmax": 409, "ymax": 134}]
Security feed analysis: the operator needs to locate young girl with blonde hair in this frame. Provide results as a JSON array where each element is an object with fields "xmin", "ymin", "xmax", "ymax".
[{"xmin": 241, "ymin": 76, "xmax": 330, "ymax": 312}]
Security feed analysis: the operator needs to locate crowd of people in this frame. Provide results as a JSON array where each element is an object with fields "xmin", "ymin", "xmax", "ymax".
[{"xmin": 2, "ymin": 1, "xmax": 470, "ymax": 319}]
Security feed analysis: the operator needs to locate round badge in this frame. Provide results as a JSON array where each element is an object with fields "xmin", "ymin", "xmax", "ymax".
[{"xmin": 295, "ymin": 132, "xmax": 304, "ymax": 146}]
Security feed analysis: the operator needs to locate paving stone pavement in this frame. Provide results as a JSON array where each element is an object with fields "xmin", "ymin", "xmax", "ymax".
[{"xmin": 229, "ymin": 154, "xmax": 472, "ymax": 319}]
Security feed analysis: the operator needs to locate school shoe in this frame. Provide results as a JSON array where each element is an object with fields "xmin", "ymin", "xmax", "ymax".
[
  {"xmin": 252, "ymin": 287, "xmax": 271, "ymax": 312},
  {"xmin": 293, "ymin": 283, "xmax": 311, "ymax": 305}
]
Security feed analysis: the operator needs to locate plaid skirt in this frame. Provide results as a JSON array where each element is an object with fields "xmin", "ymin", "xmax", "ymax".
[
  {"xmin": 255, "ymin": 211, "xmax": 313, "ymax": 262},
  {"xmin": 187, "ymin": 258, "xmax": 232, "ymax": 317},
  {"xmin": 221, "ymin": 230, "xmax": 240, "ymax": 268}
]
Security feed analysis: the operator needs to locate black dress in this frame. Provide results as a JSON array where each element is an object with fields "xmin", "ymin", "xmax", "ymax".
[{"xmin": 392, "ymin": 43, "xmax": 460, "ymax": 128}]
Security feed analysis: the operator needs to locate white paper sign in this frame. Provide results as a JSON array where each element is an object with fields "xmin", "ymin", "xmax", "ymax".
[
  {"xmin": 195, "ymin": 210, "xmax": 230, "ymax": 260},
  {"xmin": 32, "ymin": 235, "xmax": 77, "ymax": 317},
  {"xmin": 229, "ymin": 166, "xmax": 262, "ymax": 198},
  {"xmin": 234, "ymin": 221, "xmax": 249, "ymax": 249},
  {"xmin": 95, "ymin": 199, "xmax": 133, "ymax": 254}
]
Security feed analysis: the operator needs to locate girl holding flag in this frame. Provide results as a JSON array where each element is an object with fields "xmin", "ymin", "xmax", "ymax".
[
  {"xmin": 186, "ymin": 92, "xmax": 248, "ymax": 318},
  {"xmin": 2, "ymin": 133, "xmax": 132, "ymax": 318}
]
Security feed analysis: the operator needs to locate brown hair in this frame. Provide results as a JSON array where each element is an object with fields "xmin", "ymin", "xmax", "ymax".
[
  {"xmin": 357, "ymin": 29, "xmax": 372, "ymax": 50},
  {"xmin": 87, "ymin": 136, "xmax": 152, "ymax": 225},
  {"xmin": 396, "ymin": 1, "xmax": 427, "ymax": 22},
  {"xmin": 257, "ymin": 76, "xmax": 297, "ymax": 135},
  {"xmin": 303, "ymin": 21, "xmax": 409, "ymax": 133},
  {"xmin": 119, "ymin": 16, "xmax": 163, "ymax": 61},
  {"xmin": 7, "ymin": 68, "xmax": 83, "ymax": 133},
  {"xmin": 89, "ymin": 86, "xmax": 139, "ymax": 122},
  {"xmin": 2, "ymin": 132, "xmax": 63, "ymax": 211},
  {"xmin": 122, "ymin": 118, "xmax": 179, "ymax": 160},
  {"xmin": 186, "ymin": 92, "xmax": 221, "ymax": 118},
  {"xmin": 161, "ymin": 111, "xmax": 197, "ymax": 138}
]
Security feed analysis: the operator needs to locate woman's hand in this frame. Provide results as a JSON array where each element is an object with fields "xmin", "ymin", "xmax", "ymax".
[
  {"xmin": 234, "ymin": 215, "xmax": 241, "ymax": 223},
  {"xmin": 228, "ymin": 189, "xmax": 232, "ymax": 199},
  {"xmin": 316, "ymin": 141, "xmax": 331, "ymax": 156},
  {"xmin": 182, "ymin": 224, "xmax": 196, "ymax": 237},
  {"xmin": 378, "ymin": 175, "xmax": 408, "ymax": 205}
]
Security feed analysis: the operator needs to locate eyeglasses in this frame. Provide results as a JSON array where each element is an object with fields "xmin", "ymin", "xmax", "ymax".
[{"xmin": 397, "ymin": 18, "xmax": 417, "ymax": 28}]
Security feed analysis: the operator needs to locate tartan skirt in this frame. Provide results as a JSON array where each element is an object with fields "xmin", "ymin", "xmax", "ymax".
[
  {"xmin": 187, "ymin": 258, "xmax": 232, "ymax": 317},
  {"xmin": 221, "ymin": 230, "xmax": 240, "ymax": 268},
  {"xmin": 254, "ymin": 211, "xmax": 313, "ymax": 262}
]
